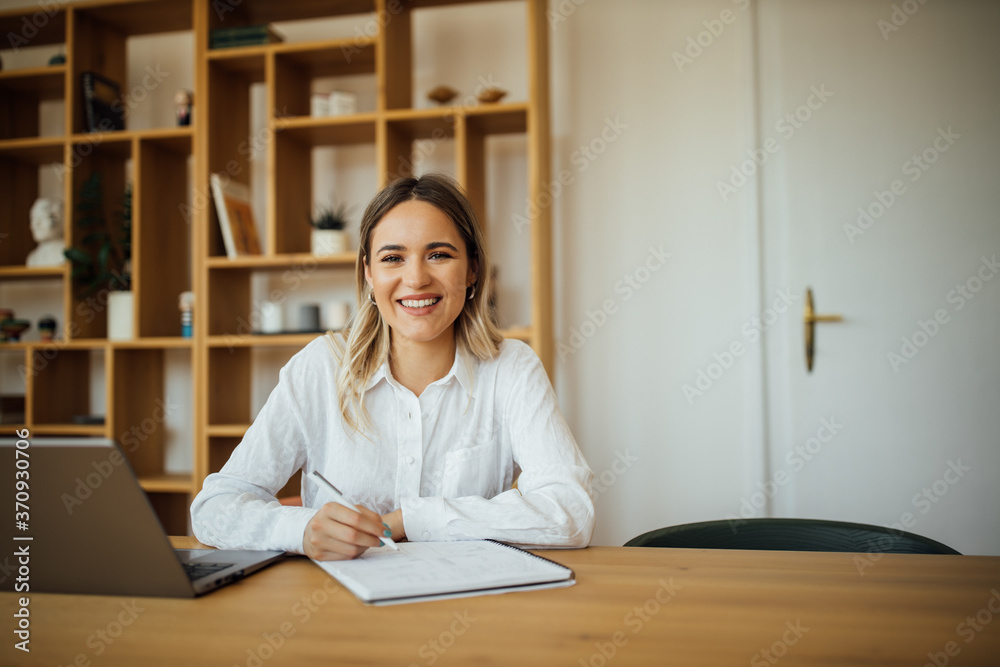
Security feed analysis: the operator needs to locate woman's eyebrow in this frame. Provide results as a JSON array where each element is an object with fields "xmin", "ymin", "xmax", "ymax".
[{"xmin": 375, "ymin": 242, "xmax": 459, "ymax": 254}]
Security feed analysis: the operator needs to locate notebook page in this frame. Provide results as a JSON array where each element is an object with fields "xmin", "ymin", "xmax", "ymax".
[{"xmin": 313, "ymin": 540, "xmax": 572, "ymax": 602}]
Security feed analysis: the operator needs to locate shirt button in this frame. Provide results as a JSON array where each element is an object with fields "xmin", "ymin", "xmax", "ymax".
[{"xmin": 405, "ymin": 456, "xmax": 415, "ymax": 464}]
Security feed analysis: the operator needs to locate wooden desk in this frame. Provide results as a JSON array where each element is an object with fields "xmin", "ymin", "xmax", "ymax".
[{"xmin": 3, "ymin": 539, "xmax": 999, "ymax": 666}]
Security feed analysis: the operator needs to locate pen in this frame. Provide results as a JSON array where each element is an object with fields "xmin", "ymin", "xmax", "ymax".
[{"xmin": 311, "ymin": 471, "xmax": 399, "ymax": 550}]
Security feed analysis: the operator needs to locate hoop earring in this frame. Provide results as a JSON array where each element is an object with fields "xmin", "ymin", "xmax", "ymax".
[
  {"xmin": 466, "ymin": 285, "xmax": 476, "ymax": 301},
  {"xmin": 369, "ymin": 291, "xmax": 377, "ymax": 305}
]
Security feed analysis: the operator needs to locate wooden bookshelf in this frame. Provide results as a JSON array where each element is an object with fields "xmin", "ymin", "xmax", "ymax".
[{"xmin": 0, "ymin": 0, "xmax": 553, "ymax": 532}]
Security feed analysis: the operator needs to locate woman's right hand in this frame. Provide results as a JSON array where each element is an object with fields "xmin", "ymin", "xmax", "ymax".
[{"xmin": 302, "ymin": 502, "xmax": 389, "ymax": 561}]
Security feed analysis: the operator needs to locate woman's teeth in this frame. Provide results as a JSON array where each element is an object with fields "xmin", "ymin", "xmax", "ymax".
[{"xmin": 400, "ymin": 297, "xmax": 441, "ymax": 308}]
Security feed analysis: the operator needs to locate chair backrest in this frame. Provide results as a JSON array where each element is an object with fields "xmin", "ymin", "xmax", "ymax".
[{"xmin": 624, "ymin": 518, "xmax": 961, "ymax": 554}]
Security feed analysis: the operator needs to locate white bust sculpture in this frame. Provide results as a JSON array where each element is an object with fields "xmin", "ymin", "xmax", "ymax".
[{"xmin": 26, "ymin": 198, "xmax": 65, "ymax": 267}]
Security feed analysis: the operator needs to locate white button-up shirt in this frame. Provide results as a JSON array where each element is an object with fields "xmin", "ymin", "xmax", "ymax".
[{"xmin": 191, "ymin": 337, "xmax": 595, "ymax": 553}]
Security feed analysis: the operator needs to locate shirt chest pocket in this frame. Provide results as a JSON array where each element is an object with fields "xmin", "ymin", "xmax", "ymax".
[{"xmin": 441, "ymin": 443, "xmax": 502, "ymax": 499}]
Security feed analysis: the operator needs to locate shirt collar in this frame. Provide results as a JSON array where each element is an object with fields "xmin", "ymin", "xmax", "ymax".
[{"xmin": 364, "ymin": 345, "xmax": 477, "ymax": 397}]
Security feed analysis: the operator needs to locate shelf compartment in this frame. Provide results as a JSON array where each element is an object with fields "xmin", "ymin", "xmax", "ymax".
[
  {"xmin": 0, "ymin": 8, "xmax": 66, "ymax": 49},
  {"xmin": 273, "ymin": 38, "xmax": 377, "ymax": 119},
  {"xmin": 205, "ymin": 1, "xmax": 376, "ymax": 27},
  {"xmin": 0, "ymin": 65, "xmax": 66, "ymax": 140},
  {"xmin": 208, "ymin": 348, "xmax": 252, "ymax": 425},
  {"xmin": 111, "ymin": 346, "xmax": 191, "ymax": 481},
  {"xmin": 134, "ymin": 134, "xmax": 193, "ymax": 338},
  {"xmin": 0, "ymin": 141, "xmax": 66, "ymax": 268},
  {"xmin": 72, "ymin": 1, "xmax": 192, "ymax": 37},
  {"xmin": 30, "ymin": 346, "xmax": 104, "ymax": 427}
]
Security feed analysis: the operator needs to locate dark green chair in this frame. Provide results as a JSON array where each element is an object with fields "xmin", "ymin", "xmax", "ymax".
[{"xmin": 624, "ymin": 518, "xmax": 961, "ymax": 554}]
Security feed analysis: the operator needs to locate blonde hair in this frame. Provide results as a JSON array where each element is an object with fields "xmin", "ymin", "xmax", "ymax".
[{"xmin": 334, "ymin": 174, "xmax": 503, "ymax": 434}]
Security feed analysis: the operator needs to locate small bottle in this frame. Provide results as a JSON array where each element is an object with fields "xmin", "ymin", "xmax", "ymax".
[{"xmin": 178, "ymin": 291, "xmax": 195, "ymax": 338}]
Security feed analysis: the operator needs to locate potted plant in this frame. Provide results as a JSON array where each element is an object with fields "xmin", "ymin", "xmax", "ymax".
[
  {"xmin": 310, "ymin": 202, "xmax": 350, "ymax": 256},
  {"xmin": 64, "ymin": 173, "xmax": 134, "ymax": 340}
]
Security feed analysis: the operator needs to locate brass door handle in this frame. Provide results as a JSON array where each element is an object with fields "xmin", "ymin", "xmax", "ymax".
[{"xmin": 804, "ymin": 287, "xmax": 843, "ymax": 372}]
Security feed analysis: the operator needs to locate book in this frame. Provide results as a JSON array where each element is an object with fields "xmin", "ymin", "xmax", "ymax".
[
  {"xmin": 210, "ymin": 174, "xmax": 262, "ymax": 259},
  {"xmin": 80, "ymin": 72, "xmax": 124, "ymax": 133},
  {"xmin": 312, "ymin": 540, "xmax": 575, "ymax": 606},
  {"xmin": 209, "ymin": 24, "xmax": 284, "ymax": 49}
]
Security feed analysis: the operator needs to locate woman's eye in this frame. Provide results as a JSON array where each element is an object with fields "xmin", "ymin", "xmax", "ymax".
[
  {"xmin": 429, "ymin": 252, "xmax": 453, "ymax": 260},
  {"xmin": 380, "ymin": 255, "xmax": 402, "ymax": 263}
]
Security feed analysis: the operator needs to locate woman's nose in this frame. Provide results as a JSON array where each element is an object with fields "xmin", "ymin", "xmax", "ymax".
[{"xmin": 403, "ymin": 259, "xmax": 430, "ymax": 287}]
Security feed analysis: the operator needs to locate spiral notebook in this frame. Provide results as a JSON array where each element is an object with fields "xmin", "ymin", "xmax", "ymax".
[{"xmin": 312, "ymin": 540, "xmax": 575, "ymax": 606}]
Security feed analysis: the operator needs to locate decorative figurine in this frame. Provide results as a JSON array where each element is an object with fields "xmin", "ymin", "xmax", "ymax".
[
  {"xmin": 178, "ymin": 291, "xmax": 194, "ymax": 338},
  {"xmin": 477, "ymin": 87, "xmax": 507, "ymax": 104},
  {"xmin": 1, "ymin": 319, "xmax": 30, "ymax": 342},
  {"xmin": 25, "ymin": 198, "xmax": 65, "ymax": 267},
  {"xmin": 174, "ymin": 89, "xmax": 193, "ymax": 127},
  {"xmin": 426, "ymin": 85, "xmax": 458, "ymax": 105},
  {"xmin": 38, "ymin": 316, "xmax": 56, "ymax": 342}
]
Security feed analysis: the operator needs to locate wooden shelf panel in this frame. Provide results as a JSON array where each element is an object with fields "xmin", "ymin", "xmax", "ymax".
[
  {"xmin": 207, "ymin": 424, "xmax": 250, "ymax": 437},
  {"xmin": 206, "ymin": 252, "xmax": 355, "ymax": 269},
  {"xmin": 466, "ymin": 103, "xmax": 528, "ymax": 135},
  {"xmin": 206, "ymin": 48, "xmax": 267, "ymax": 81},
  {"xmin": 138, "ymin": 473, "xmax": 194, "ymax": 493},
  {"xmin": 32, "ymin": 424, "xmax": 106, "ymax": 436},
  {"xmin": 0, "ymin": 66, "xmax": 66, "ymax": 99},
  {"xmin": 273, "ymin": 37, "xmax": 377, "ymax": 76},
  {"xmin": 274, "ymin": 115, "xmax": 377, "ymax": 145},
  {"xmin": 75, "ymin": 0, "xmax": 192, "ymax": 36},
  {"xmin": 502, "ymin": 326, "xmax": 532, "ymax": 342},
  {"xmin": 207, "ymin": 333, "xmax": 322, "ymax": 348},
  {"xmin": 0, "ymin": 265, "xmax": 66, "ymax": 280},
  {"xmin": 0, "ymin": 138, "xmax": 65, "ymax": 164},
  {"xmin": 111, "ymin": 337, "xmax": 194, "ymax": 350}
]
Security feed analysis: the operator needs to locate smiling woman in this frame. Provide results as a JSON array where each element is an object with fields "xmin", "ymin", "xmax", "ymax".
[{"xmin": 191, "ymin": 174, "xmax": 596, "ymax": 561}]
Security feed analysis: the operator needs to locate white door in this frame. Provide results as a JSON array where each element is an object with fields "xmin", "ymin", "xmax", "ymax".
[{"xmin": 755, "ymin": 0, "xmax": 1000, "ymax": 554}]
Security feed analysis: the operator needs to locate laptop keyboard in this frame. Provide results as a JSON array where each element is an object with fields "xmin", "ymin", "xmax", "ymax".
[{"xmin": 183, "ymin": 561, "xmax": 234, "ymax": 581}]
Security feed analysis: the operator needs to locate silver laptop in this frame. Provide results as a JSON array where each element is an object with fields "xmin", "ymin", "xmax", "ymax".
[{"xmin": 0, "ymin": 437, "xmax": 283, "ymax": 597}]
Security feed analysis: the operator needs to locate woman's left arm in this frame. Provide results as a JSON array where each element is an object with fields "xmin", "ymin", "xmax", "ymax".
[{"xmin": 400, "ymin": 345, "xmax": 595, "ymax": 548}]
